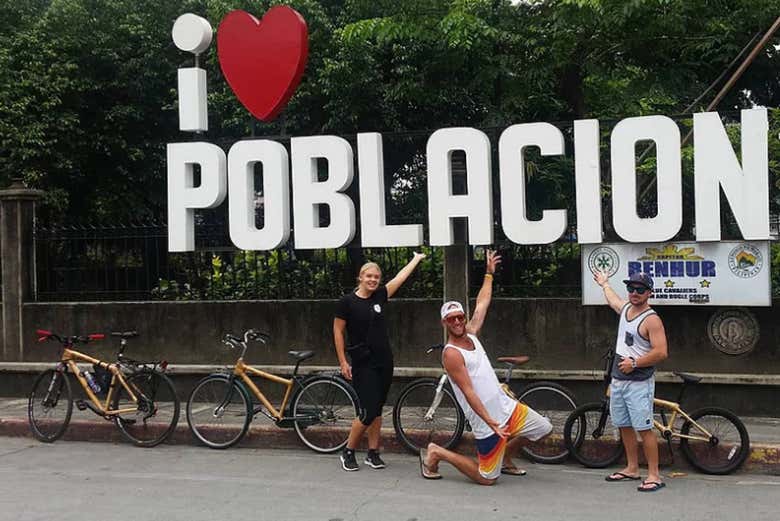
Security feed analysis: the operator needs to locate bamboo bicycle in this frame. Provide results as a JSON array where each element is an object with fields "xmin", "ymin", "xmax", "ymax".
[
  {"xmin": 186, "ymin": 329, "xmax": 359, "ymax": 453},
  {"xmin": 393, "ymin": 343, "xmax": 577, "ymax": 463},
  {"xmin": 28, "ymin": 330, "xmax": 180, "ymax": 447},
  {"xmin": 563, "ymin": 349, "xmax": 750, "ymax": 475}
]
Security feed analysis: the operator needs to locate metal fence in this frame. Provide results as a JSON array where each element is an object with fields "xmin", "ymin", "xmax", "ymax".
[
  {"xmin": 33, "ymin": 221, "xmax": 449, "ymax": 301},
  {"xmin": 33, "ymin": 220, "xmax": 584, "ymax": 301}
]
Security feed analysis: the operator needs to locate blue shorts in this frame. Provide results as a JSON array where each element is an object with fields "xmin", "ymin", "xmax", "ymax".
[{"xmin": 609, "ymin": 378, "xmax": 655, "ymax": 431}]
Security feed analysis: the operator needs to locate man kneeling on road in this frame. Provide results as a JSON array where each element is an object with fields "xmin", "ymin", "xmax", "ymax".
[{"xmin": 419, "ymin": 250, "xmax": 552, "ymax": 485}]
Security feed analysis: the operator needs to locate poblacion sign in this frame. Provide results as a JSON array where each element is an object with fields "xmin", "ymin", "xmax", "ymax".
[{"xmin": 166, "ymin": 8, "xmax": 773, "ymax": 306}]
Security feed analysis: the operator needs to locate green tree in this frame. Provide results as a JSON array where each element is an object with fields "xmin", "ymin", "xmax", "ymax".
[{"xmin": 1, "ymin": 0, "xmax": 779, "ymax": 223}]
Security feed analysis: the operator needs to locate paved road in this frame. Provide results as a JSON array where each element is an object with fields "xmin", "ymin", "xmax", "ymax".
[{"xmin": 0, "ymin": 437, "xmax": 778, "ymax": 521}]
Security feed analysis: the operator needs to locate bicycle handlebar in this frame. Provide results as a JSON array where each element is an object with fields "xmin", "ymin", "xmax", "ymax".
[
  {"xmin": 222, "ymin": 329, "xmax": 271, "ymax": 350},
  {"xmin": 36, "ymin": 329, "xmax": 104, "ymax": 346},
  {"xmin": 425, "ymin": 343, "xmax": 444, "ymax": 354}
]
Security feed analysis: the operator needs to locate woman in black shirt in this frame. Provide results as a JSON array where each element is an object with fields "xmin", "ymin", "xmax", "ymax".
[{"xmin": 334, "ymin": 252, "xmax": 425, "ymax": 471}]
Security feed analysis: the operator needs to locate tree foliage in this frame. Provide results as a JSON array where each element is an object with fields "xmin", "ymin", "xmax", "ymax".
[{"xmin": 0, "ymin": 0, "xmax": 779, "ymax": 223}]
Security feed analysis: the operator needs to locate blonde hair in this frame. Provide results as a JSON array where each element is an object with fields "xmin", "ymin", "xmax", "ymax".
[{"xmin": 355, "ymin": 262, "xmax": 382, "ymax": 289}]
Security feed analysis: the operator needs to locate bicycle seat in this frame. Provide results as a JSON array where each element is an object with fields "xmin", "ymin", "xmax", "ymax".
[
  {"xmin": 674, "ymin": 372, "xmax": 702, "ymax": 384},
  {"xmin": 111, "ymin": 331, "xmax": 138, "ymax": 339},
  {"xmin": 288, "ymin": 350, "xmax": 315, "ymax": 362},
  {"xmin": 496, "ymin": 355, "xmax": 530, "ymax": 366}
]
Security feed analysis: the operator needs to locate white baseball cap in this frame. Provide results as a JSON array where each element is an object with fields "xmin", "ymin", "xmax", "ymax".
[{"xmin": 440, "ymin": 301, "xmax": 465, "ymax": 320}]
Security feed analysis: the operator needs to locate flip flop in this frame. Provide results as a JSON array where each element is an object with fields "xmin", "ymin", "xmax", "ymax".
[
  {"xmin": 605, "ymin": 472, "xmax": 641, "ymax": 482},
  {"xmin": 637, "ymin": 480, "xmax": 666, "ymax": 492},
  {"xmin": 501, "ymin": 466, "xmax": 527, "ymax": 476},
  {"xmin": 418, "ymin": 448, "xmax": 442, "ymax": 480}
]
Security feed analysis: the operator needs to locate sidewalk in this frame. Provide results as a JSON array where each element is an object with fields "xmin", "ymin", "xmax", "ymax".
[{"xmin": 2, "ymin": 397, "xmax": 778, "ymax": 475}]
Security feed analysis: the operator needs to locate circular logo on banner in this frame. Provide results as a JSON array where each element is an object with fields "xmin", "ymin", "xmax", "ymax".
[
  {"xmin": 707, "ymin": 308, "xmax": 759, "ymax": 356},
  {"xmin": 727, "ymin": 244, "xmax": 763, "ymax": 279},
  {"xmin": 587, "ymin": 246, "xmax": 620, "ymax": 277},
  {"xmin": 373, "ymin": 304, "xmax": 382, "ymax": 313}
]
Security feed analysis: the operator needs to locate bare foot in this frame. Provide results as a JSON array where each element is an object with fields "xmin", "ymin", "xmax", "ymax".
[{"xmin": 425, "ymin": 443, "xmax": 440, "ymax": 473}]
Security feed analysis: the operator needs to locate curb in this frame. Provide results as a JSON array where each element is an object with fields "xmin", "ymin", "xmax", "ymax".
[
  {"xmin": 3, "ymin": 363, "xmax": 780, "ymax": 385},
  {"xmin": 2, "ymin": 418, "xmax": 777, "ymax": 475}
]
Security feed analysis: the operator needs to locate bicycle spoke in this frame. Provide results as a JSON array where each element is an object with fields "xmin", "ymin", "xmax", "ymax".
[
  {"xmin": 28, "ymin": 369, "xmax": 73, "ymax": 442},
  {"xmin": 680, "ymin": 408, "xmax": 749, "ymax": 474},
  {"xmin": 516, "ymin": 383, "xmax": 577, "ymax": 463},
  {"xmin": 113, "ymin": 371, "xmax": 180, "ymax": 447},
  {"xmin": 293, "ymin": 378, "xmax": 357, "ymax": 453},
  {"xmin": 186, "ymin": 377, "xmax": 250, "ymax": 449},
  {"xmin": 564, "ymin": 402, "xmax": 624, "ymax": 468},
  {"xmin": 393, "ymin": 379, "xmax": 464, "ymax": 453}
]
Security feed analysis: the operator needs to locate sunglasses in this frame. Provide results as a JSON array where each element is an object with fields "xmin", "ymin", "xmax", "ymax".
[
  {"xmin": 445, "ymin": 314, "xmax": 466, "ymax": 324},
  {"xmin": 626, "ymin": 285, "xmax": 649, "ymax": 295}
]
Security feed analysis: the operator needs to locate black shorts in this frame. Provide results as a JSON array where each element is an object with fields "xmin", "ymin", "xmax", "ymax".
[{"xmin": 351, "ymin": 364, "xmax": 393, "ymax": 425}]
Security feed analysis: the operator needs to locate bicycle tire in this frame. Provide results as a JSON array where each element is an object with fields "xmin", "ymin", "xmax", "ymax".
[
  {"xmin": 515, "ymin": 381, "xmax": 577, "ymax": 464},
  {"xmin": 564, "ymin": 401, "xmax": 624, "ymax": 468},
  {"xmin": 679, "ymin": 406, "xmax": 750, "ymax": 475},
  {"xmin": 186, "ymin": 375, "xmax": 252, "ymax": 449},
  {"xmin": 28, "ymin": 369, "xmax": 73, "ymax": 442},
  {"xmin": 292, "ymin": 375, "xmax": 359, "ymax": 453},
  {"xmin": 392, "ymin": 378, "xmax": 465, "ymax": 454},
  {"xmin": 112, "ymin": 369, "xmax": 180, "ymax": 447}
]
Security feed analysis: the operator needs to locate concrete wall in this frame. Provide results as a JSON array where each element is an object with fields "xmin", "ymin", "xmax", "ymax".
[{"xmin": 17, "ymin": 299, "xmax": 780, "ymax": 375}]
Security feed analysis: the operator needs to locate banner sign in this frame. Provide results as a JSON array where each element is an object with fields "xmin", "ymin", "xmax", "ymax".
[{"xmin": 582, "ymin": 241, "xmax": 771, "ymax": 306}]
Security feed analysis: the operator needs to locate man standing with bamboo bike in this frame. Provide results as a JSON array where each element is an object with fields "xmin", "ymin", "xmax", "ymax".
[
  {"xmin": 594, "ymin": 270, "xmax": 669, "ymax": 492},
  {"xmin": 419, "ymin": 250, "xmax": 552, "ymax": 485}
]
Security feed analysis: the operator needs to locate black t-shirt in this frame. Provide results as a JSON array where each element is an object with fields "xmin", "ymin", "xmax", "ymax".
[{"xmin": 335, "ymin": 286, "xmax": 392, "ymax": 367}]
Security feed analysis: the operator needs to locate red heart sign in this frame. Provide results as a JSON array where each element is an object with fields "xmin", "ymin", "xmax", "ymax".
[{"xmin": 217, "ymin": 7, "xmax": 308, "ymax": 122}]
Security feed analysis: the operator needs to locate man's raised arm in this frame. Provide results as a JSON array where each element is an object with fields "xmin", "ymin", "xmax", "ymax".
[
  {"xmin": 466, "ymin": 250, "xmax": 501, "ymax": 336},
  {"xmin": 594, "ymin": 270, "xmax": 627, "ymax": 314}
]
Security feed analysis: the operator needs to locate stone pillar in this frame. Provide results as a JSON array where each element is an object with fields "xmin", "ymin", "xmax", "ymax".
[
  {"xmin": 0, "ymin": 180, "xmax": 44, "ymax": 361},
  {"xmin": 442, "ymin": 152, "xmax": 471, "ymax": 318},
  {"xmin": 443, "ymin": 244, "xmax": 470, "ymax": 312}
]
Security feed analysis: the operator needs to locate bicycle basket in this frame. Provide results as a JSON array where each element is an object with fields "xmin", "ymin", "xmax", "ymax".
[{"xmin": 92, "ymin": 364, "xmax": 111, "ymax": 394}]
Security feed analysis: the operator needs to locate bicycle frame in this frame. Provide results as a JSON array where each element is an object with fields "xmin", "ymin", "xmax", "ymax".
[
  {"xmin": 423, "ymin": 374, "xmax": 450, "ymax": 421},
  {"xmin": 229, "ymin": 358, "xmax": 299, "ymax": 421},
  {"xmin": 219, "ymin": 331, "xmax": 317, "ymax": 424},
  {"xmin": 59, "ymin": 347, "xmax": 139, "ymax": 416},
  {"xmin": 652, "ymin": 398, "xmax": 714, "ymax": 443}
]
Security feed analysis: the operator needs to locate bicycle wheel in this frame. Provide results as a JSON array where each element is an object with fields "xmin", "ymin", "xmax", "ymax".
[
  {"xmin": 393, "ymin": 378, "xmax": 465, "ymax": 454},
  {"xmin": 112, "ymin": 370, "xmax": 180, "ymax": 447},
  {"xmin": 515, "ymin": 381, "xmax": 577, "ymax": 464},
  {"xmin": 679, "ymin": 407, "xmax": 750, "ymax": 475},
  {"xmin": 186, "ymin": 375, "xmax": 252, "ymax": 449},
  {"xmin": 563, "ymin": 402, "xmax": 624, "ymax": 468},
  {"xmin": 292, "ymin": 376, "xmax": 359, "ymax": 453},
  {"xmin": 28, "ymin": 369, "xmax": 73, "ymax": 442}
]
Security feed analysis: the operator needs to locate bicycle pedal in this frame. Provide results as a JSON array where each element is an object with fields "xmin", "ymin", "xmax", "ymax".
[{"xmin": 75, "ymin": 400, "xmax": 87, "ymax": 411}]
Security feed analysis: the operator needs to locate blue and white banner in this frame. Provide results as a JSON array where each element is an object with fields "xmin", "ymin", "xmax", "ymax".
[{"xmin": 582, "ymin": 241, "xmax": 771, "ymax": 306}]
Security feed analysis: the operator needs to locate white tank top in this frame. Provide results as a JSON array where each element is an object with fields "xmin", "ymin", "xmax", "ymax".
[
  {"xmin": 443, "ymin": 334, "xmax": 516, "ymax": 439},
  {"xmin": 612, "ymin": 304, "xmax": 657, "ymax": 381}
]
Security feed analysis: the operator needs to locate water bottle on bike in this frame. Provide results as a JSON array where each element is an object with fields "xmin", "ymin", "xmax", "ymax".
[{"xmin": 83, "ymin": 370, "xmax": 101, "ymax": 394}]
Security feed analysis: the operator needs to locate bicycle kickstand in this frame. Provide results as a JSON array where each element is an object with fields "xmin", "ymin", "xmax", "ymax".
[{"xmin": 663, "ymin": 431, "xmax": 674, "ymax": 465}]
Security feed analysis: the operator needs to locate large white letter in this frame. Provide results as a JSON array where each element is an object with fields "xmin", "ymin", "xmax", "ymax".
[
  {"xmin": 426, "ymin": 128, "xmax": 493, "ymax": 246},
  {"xmin": 694, "ymin": 108, "xmax": 769, "ymax": 241},
  {"xmin": 499, "ymin": 123, "xmax": 567, "ymax": 244},
  {"xmin": 291, "ymin": 136, "xmax": 356, "ymax": 249},
  {"xmin": 611, "ymin": 116, "xmax": 682, "ymax": 242},
  {"xmin": 167, "ymin": 142, "xmax": 227, "ymax": 252},
  {"xmin": 228, "ymin": 140, "xmax": 290, "ymax": 250},
  {"xmin": 574, "ymin": 119, "xmax": 603, "ymax": 243},
  {"xmin": 357, "ymin": 133, "xmax": 423, "ymax": 247}
]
